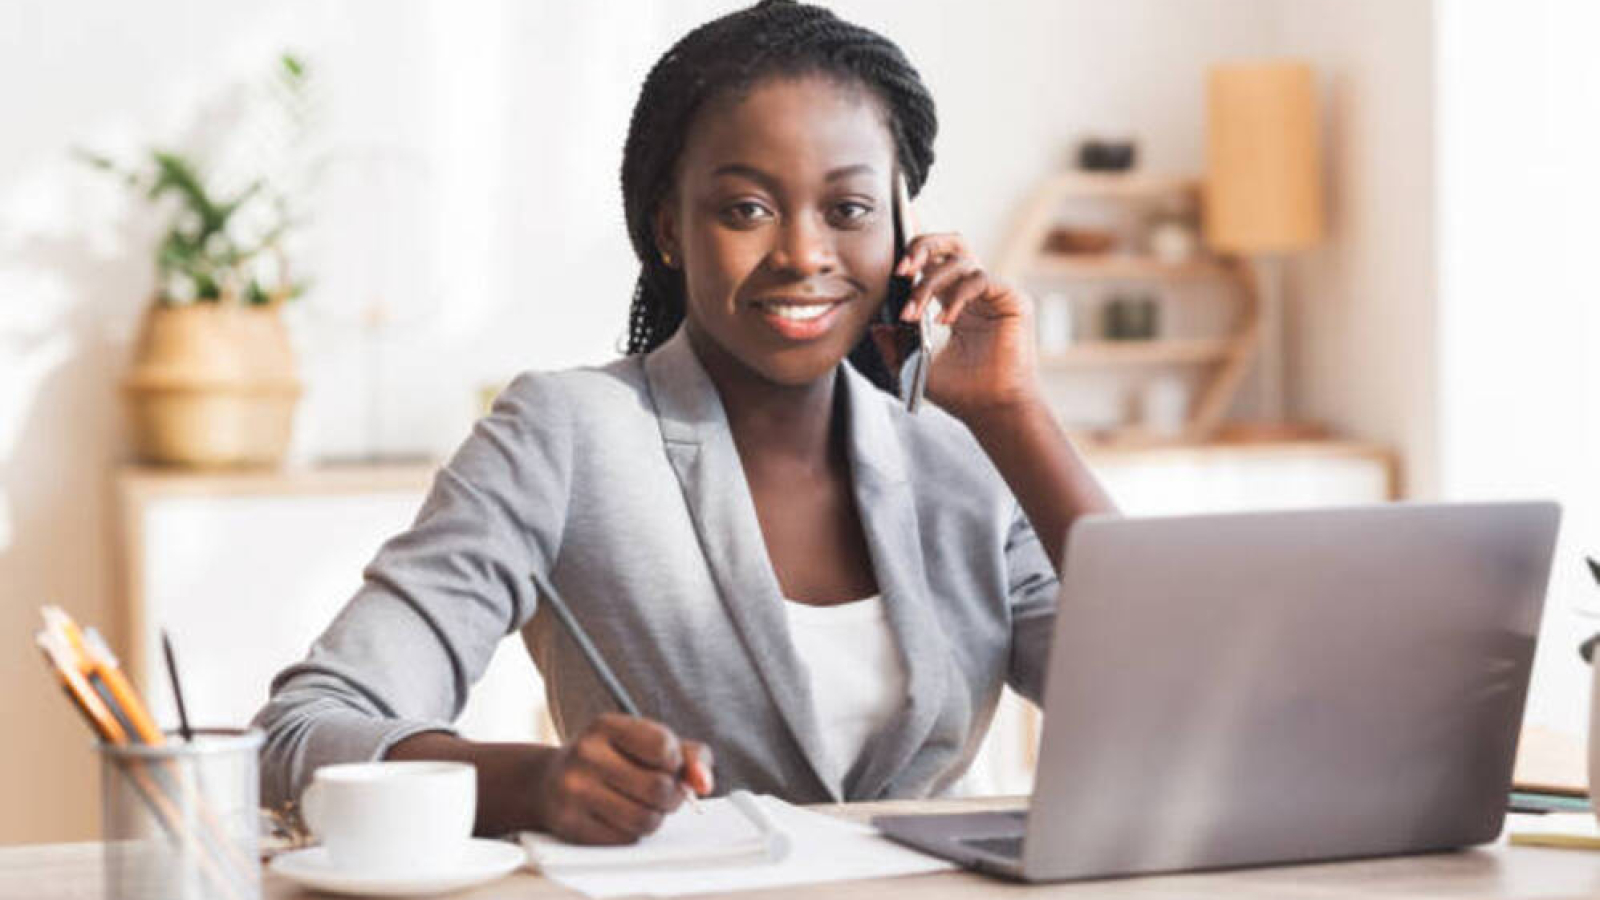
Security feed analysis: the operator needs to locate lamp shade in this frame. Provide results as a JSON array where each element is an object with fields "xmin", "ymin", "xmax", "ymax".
[{"xmin": 1204, "ymin": 61, "xmax": 1324, "ymax": 254}]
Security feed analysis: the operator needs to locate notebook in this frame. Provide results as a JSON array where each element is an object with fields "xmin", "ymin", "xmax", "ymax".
[
  {"xmin": 519, "ymin": 792, "xmax": 952, "ymax": 898},
  {"xmin": 1508, "ymin": 812, "xmax": 1600, "ymax": 850},
  {"xmin": 522, "ymin": 790, "xmax": 786, "ymax": 871}
]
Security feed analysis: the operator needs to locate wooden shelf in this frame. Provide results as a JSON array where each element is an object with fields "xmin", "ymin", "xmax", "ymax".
[
  {"xmin": 998, "ymin": 170, "xmax": 1262, "ymax": 441},
  {"xmin": 118, "ymin": 461, "xmax": 439, "ymax": 499},
  {"xmin": 1046, "ymin": 171, "xmax": 1201, "ymax": 200},
  {"xmin": 1077, "ymin": 437, "xmax": 1394, "ymax": 463},
  {"xmin": 1031, "ymin": 254, "xmax": 1230, "ymax": 282},
  {"xmin": 1040, "ymin": 338, "xmax": 1234, "ymax": 368}
]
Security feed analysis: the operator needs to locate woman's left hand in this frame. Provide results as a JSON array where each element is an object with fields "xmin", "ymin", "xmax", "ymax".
[{"xmin": 897, "ymin": 232, "xmax": 1041, "ymax": 423}]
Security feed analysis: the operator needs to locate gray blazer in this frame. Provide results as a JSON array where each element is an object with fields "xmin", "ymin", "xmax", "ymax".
[{"xmin": 254, "ymin": 328, "xmax": 1060, "ymax": 809}]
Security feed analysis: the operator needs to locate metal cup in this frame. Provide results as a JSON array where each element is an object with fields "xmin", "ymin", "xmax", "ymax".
[{"xmin": 98, "ymin": 728, "xmax": 263, "ymax": 900}]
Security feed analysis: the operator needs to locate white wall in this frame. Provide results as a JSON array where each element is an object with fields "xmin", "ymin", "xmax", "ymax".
[
  {"xmin": 2, "ymin": 0, "xmax": 1304, "ymax": 842},
  {"xmin": 1270, "ymin": 0, "xmax": 1437, "ymax": 498},
  {"xmin": 1436, "ymin": 0, "xmax": 1600, "ymax": 745}
]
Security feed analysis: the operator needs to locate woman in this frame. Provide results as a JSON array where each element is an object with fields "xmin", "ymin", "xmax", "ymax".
[{"xmin": 255, "ymin": 0, "xmax": 1114, "ymax": 845}]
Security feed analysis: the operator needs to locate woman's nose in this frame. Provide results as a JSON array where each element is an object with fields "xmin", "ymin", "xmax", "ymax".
[{"xmin": 768, "ymin": 214, "xmax": 836, "ymax": 276}]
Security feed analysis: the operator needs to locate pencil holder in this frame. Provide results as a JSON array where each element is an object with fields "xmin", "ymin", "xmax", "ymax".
[{"xmin": 98, "ymin": 728, "xmax": 263, "ymax": 900}]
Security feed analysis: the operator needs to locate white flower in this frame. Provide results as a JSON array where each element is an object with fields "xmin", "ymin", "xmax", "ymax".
[{"xmin": 166, "ymin": 272, "xmax": 197, "ymax": 303}]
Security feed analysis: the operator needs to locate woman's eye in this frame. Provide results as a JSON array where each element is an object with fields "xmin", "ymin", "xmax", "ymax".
[
  {"xmin": 830, "ymin": 201, "xmax": 875, "ymax": 227},
  {"xmin": 721, "ymin": 201, "xmax": 773, "ymax": 226}
]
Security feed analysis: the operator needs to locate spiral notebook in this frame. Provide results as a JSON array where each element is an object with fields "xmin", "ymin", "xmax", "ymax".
[
  {"xmin": 519, "ymin": 792, "xmax": 951, "ymax": 898},
  {"xmin": 522, "ymin": 790, "xmax": 787, "ymax": 872}
]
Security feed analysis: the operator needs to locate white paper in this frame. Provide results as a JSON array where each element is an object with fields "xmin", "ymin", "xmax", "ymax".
[
  {"xmin": 521, "ymin": 794, "xmax": 954, "ymax": 898},
  {"xmin": 1508, "ymin": 812, "xmax": 1600, "ymax": 843},
  {"xmin": 523, "ymin": 792, "xmax": 773, "ymax": 871}
]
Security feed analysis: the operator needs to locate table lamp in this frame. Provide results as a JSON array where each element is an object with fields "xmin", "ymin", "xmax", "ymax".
[{"xmin": 1203, "ymin": 60, "xmax": 1325, "ymax": 438}]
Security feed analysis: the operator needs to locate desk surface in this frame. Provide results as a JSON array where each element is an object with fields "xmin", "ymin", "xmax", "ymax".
[{"xmin": 5, "ymin": 798, "xmax": 1600, "ymax": 899}]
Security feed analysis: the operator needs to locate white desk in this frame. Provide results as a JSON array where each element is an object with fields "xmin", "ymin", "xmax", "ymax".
[{"xmin": 4, "ymin": 800, "xmax": 1599, "ymax": 899}]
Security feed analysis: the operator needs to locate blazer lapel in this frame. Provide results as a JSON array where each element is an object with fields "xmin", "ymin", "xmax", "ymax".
[
  {"xmin": 642, "ymin": 330, "xmax": 839, "ymax": 800},
  {"xmin": 834, "ymin": 364, "xmax": 962, "ymax": 799}
]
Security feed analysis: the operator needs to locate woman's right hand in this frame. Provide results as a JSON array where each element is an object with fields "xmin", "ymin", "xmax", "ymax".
[{"xmin": 533, "ymin": 713, "xmax": 715, "ymax": 844}]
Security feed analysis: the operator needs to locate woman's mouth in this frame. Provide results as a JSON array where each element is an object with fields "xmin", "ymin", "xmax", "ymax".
[{"xmin": 752, "ymin": 297, "xmax": 849, "ymax": 340}]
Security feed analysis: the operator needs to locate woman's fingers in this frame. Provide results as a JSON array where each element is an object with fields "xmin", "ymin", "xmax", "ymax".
[
  {"xmin": 937, "ymin": 268, "xmax": 995, "ymax": 325},
  {"xmin": 601, "ymin": 713, "xmax": 684, "ymax": 773},
  {"xmin": 903, "ymin": 254, "xmax": 980, "ymax": 322},
  {"xmin": 571, "ymin": 806, "xmax": 638, "ymax": 846},
  {"xmin": 544, "ymin": 767, "xmax": 638, "ymax": 845},
  {"xmin": 544, "ymin": 713, "xmax": 716, "ymax": 844},
  {"xmin": 899, "ymin": 232, "xmax": 972, "ymax": 277},
  {"xmin": 581, "ymin": 776, "xmax": 665, "ymax": 839},
  {"xmin": 580, "ymin": 730, "xmax": 683, "ymax": 812},
  {"xmin": 681, "ymin": 741, "xmax": 716, "ymax": 796},
  {"xmin": 897, "ymin": 232, "xmax": 989, "ymax": 323}
]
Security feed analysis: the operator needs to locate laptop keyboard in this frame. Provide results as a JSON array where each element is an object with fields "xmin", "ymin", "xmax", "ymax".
[{"xmin": 959, "ymin": 835, "xmax": 1024, "ymax": 860}]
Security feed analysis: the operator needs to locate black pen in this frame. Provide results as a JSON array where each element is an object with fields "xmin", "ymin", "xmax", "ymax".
[
  {"xmin": 162, "ymin": 629, "xmax": 195, "ymax": 743},
  {"xmin": 528, "ymin": 570, "xmax": 706, "ymax": 812}
]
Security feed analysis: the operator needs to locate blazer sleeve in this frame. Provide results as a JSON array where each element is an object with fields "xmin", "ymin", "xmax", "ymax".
[
  {"xmin": 1004, "ymin": 502, "xmax": 1060, "ymax": 704},
  {"xmin": 252, "ymin": 372, "xmax": 574, "ymax": 809}
]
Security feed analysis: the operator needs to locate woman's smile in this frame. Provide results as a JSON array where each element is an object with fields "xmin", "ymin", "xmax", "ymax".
[{"xmin": 750, "ymin": 291, "xmax": 855, "ymax": 340}]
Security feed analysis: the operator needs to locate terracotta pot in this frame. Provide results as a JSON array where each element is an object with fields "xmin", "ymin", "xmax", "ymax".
[{"xmin": 124, "ymin": 302, "xmax": 302, "ymax": 467}]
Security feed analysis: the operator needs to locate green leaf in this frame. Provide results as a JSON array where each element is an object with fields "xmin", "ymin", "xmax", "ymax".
[
  {"xmin": 148, "ymin": 151, "xmax": 226, "ymax": 233},
  {"xmin": 213, "ymin": 179, "xmax": 264, "ymax": 227},
  {"xmin": 193, "ymin": 272, "xmax": 221, "ymax": 300},
  {"xmin": 72, "ymin": 148, "xmax": 116, "ymax": 171}
]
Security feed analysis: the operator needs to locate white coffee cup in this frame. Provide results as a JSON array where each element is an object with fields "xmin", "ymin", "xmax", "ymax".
[{"xmin": 300, "ymin": 761, "xmax": 476, "ymax": 874}]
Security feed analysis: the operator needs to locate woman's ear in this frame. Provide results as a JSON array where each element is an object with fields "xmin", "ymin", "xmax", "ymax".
[{"xmin": 653, "ymin": 197, "xmax": 681, "ymax": 270}]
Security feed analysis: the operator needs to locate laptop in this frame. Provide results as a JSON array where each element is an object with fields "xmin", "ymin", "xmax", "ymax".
[{"xmin": 876, "ymin": 502, "xmax": 1561, "ymax": 881}]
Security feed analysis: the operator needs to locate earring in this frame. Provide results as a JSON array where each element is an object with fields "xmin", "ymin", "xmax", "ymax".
[{"xmin": 660, "ymin": 250, "xmax": 675, "ymax": 268}]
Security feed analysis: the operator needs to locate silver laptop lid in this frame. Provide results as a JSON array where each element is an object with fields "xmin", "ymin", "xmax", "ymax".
[{"xmin": 1025, "ymin": 502, "xmax": 1560, "ymax": 880}]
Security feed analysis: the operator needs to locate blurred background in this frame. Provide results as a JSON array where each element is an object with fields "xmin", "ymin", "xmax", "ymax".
[{"xmin": 4, "ymin": 0, "xmax": 1598, "ymax": 844}]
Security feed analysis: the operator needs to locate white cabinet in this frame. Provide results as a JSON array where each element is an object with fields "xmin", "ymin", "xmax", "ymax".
[
  {"xmin": 1087, "ymin": 440, "xmax": 1395, "ymax": 516},
  {"xmin": 117, "ymin": 465, "xmax": 553, "ymax": 745}
]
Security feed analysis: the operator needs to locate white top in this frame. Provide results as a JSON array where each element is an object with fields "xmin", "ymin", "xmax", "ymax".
[{"xmin": 782, "ymin": 595, "xmax": 909, "ymax": 793}]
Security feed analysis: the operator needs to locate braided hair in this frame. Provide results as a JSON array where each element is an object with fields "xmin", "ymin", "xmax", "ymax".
[{"xmin": 619, "ymin": 0, "xmax": 937, "ymax": 391}]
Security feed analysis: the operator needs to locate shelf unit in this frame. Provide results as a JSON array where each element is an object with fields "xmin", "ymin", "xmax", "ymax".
[
  {"xmin": 997, "ymin": 171, "xmax": 1261, "ymax": 445},
  {"xmin": 1039, "ymin": 337, "xmax": 1235, "ymax": 368},
  {"xmin": 1029, "ymin": 254, "xmax": 1232, "ymax": 282}
]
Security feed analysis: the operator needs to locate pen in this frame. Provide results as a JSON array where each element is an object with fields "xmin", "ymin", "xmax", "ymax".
[
  {"xmin": 162, "ymin": 629, "xmax": 196, "ymax": 743},
  {"xmin": 528, "ymin": 570, "xmax": 707, "ymax": 813}
]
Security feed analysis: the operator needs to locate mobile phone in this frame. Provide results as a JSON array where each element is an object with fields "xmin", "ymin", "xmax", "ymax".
[
  {"xmin": 885, "ymin": 171, "xmax": 916, "ymax": 326},
  {"xmin": 871, "ymin": 171, "xmax": 930, "ymax": 412}
]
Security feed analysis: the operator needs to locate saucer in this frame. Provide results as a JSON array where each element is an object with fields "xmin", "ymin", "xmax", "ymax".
[{"xmin": 269, "ymin": 838, "xmax": 525, "ymax": 897}]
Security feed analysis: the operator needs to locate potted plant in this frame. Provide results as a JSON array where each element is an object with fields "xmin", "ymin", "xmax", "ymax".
[{"xmin": 83, "ymin": 54, "xmax": 309, "ymax": 467}]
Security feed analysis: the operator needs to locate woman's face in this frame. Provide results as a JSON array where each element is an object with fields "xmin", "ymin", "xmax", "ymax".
[{"xmin": 657, "ymin": 74, "xmax": 898, "ymax": 388}]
